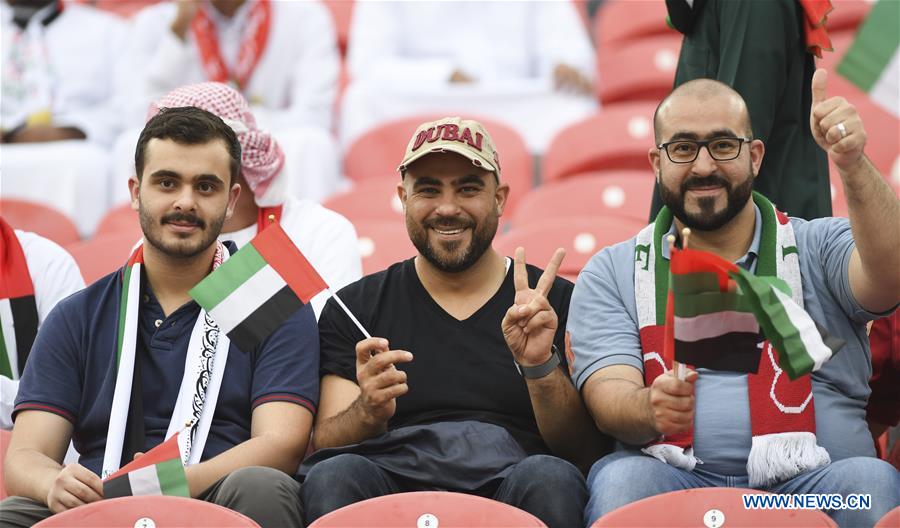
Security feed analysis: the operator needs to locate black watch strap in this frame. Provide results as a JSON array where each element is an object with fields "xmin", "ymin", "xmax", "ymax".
[{"xmin": 516, "ymin": 345, "xmax": 561, "ymax": 379}]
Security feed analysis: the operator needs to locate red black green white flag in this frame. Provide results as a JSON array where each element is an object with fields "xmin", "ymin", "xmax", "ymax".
[
  {"xmin": 189, "ymin": 223, "xmax": 328, "ymax": 352},
  {"xmin": 668, "ymin": 247, "xmax": 762, "ymax": 373},
  {"xmin": 668, "ymin": 247, "xmax": 841, "ymax": 377},
  {"xmin": 103, "ymin": 433, "xmax": 189, "ymax": 498}
]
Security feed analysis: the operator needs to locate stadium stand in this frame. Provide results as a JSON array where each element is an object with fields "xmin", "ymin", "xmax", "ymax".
[
  {"xmin": 593, "ymin": 488, "xmax": 837, "ymax": 527},
  {"xmin": 322, "ymin": 177, "xmax": 404, "ymax": 224},
  {"xmin": 596, "ymin": 35, "xmax": 681, "ymax": 105},
  {"xmin": 343, "ymin": 115, "xmax": 534, "ymax": 214},
  {"xmin": 65, "ymin": 232, "xmax": 140, "ymax": 285},
  {"xmin": 593, "ymin": 0, "xmax": 673, "ymax": 49},
  {"xmin": 352, "ymin": 220, "xmax": 417, "ymax": 275},
  {"xmin": 510, "ymin": 171, "xmax": 654, "ymax": 227},
  {"xmin": 33, "ymin": 496, "xmax": 260, "ymax": 527},
  {"xmin": 542, "ymin": 103, "xmax": 657, "ymax": 183},
  {"xmin": 876, "ymin": 507, "xmax": 900, "ymax": 528},
  {"xmin": 0, "ymin": 200, "xmax": 81, "ymax": 247},
  {"xmin": 309, "ymin": 491, "xmax": 545, "ymax": 528},
  {"xmin": 495, "ymin": 215, "xmax": 645, "ymax": 282},
  {"xmin": 94, "ymin": 203, "xmax": 141, "ymax": 239}
]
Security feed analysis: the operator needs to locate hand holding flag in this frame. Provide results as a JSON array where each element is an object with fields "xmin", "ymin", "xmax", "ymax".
[
  {"xmin": 190, "ymin": 223, "xmax": 328, "ymax": 351},
  {"xmin": 103, "ymin": 433, "xmax": 189, "ymax": 499}
]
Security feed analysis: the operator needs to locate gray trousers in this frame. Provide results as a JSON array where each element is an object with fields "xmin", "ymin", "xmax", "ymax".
[{"xmin": 0, "ymin": 466, "xmax": 302, "ymax": 528}]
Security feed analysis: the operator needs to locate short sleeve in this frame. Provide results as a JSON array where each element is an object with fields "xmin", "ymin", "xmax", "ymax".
[
  {"xmin": 14, "ymin": 299, "xmax": 83, "ymax": 423},
  {"xmin": 798, "ymin": 218, "xmax": 889, "ymax": 323},
  {"xmin": 317, "ymin": 295, "xmax": 362, "ymax": 383},
  {"xmin": 568, "ymin": 244, "xmax": 644, "ymax": 391},
  {"xmin": 18, "ymin": 230, "xmax": 86, "ymax": 322},
  {"xmin": 250, "ymin": 303, "xmax": 320, "ymax": 415}
]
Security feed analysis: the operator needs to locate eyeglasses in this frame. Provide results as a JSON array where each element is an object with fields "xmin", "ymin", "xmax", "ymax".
[{"xmin": 657, "ymin": 137, "xmax": 752, "ymax": 163}]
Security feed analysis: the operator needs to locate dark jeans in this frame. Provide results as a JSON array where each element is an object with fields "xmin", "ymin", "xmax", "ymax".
[
  {"xmin": 0, "ymin": 466, "xmax": 302, "ymax": 528},
  {"xmin": 301, "ymin": 453, "xmax": 586, "ymax": 528}
]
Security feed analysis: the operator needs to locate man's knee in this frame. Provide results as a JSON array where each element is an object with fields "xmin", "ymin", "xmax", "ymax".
[
  {"xmin": 819, "ymin": 457, "xmax": 899, "ymax": 494},
  {"xmin": 220, "ymin": 466, "xmax": 297, "ymax": 494},
  {"xmin": 0, "ymin": 496, "xmax": 54, "ymax": 528},
  {"xmin": 507, "ymin": 454, "xmax": 585, "ymax": 491},
  {"xmin": 303, "ymin": 454, "xmax": 377, "ymax": 492}
]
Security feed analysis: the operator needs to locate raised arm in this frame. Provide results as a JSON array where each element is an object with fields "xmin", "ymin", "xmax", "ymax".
[
  {"xmin": 810, "ymin": 69, "xmax": 900, "ymax": 313},
  {"xmin": 502, "ymin": 248, "xmax": 610, "ymax": 471}
]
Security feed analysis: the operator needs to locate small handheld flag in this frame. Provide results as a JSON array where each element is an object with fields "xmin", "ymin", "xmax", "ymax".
[
  {"xmin": 190, "ymin": 224, "xmax": 328, "ymax": 352},
  {"xmin": 729, "ymin": 267, "xmax": 844, "ymax": 380},
  {"xmin": 668, "ymin": 247, "xmax": 763, "ymax": 374},
  {"xmin": 103, "ymin": 433, "xmax": 189, "ymax": 499}
]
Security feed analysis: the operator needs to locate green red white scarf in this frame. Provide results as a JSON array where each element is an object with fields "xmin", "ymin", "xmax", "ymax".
[
  {"xmin": 192, "ymin": 0, "xmax": 271, "ymax": 91},
  {"xmin": 0, "ymin": 219, "xmax": 38, "ymax": 380},
  {"xmin": 634, "ymin": 193, "xmax": 830, "ymax": 487},
  {"xmin": 101, "ymin": 242, "xmax": 230, "ymax": 479}
]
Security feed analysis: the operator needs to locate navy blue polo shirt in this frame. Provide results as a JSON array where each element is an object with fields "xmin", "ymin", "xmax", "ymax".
[{"xmin": 14, "ymin": 265, "xmax": 319, "ymax": 476}]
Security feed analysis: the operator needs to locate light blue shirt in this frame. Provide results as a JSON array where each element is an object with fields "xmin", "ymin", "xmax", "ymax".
[{"xmin": 569, "ymin": 209, "xmax": 883, "ymax": 475}]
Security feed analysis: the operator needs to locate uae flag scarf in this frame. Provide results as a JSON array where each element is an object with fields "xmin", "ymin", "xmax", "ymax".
[
  {"xmin": 633, "ymin": 193, "xmax": 830, "ymax": 487},
  {"xmin": 0, "ymin": 219, "xmax": 38, "ymax": 380},
  {"xmin": 101, "ymin": 241, "xmax": 230, "ymax": 479}
]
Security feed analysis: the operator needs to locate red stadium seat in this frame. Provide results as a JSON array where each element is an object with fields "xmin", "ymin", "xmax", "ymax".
[
  {"xmin": 827, "ymin": 0, "xmax": 873, "ymax": 33},
  {"xmin": 0, "ymin": 199, "xmax": 81, "ymax": 247},
  {"xmin": 353, "ymin": 220, "xmax": 416, "ymax": 275},
  {"xmin": 88, "ymin": 0, "xmax": 162, "ymax": 18},
  {"xmin": 510, "ymin": 171, "xmax": 654, "ymax": 227},
  {"xmin": 494, "ymin": 216, "xmax": 644, "ymax": 282},
  {"xmin": 594, "ymin": 0, "xmax": 674, "ymax": 48},
  {"xmin": 33, "ymin": 496, "xmax": 259, "ymax": 527},
  {"xmin": 322, "ymin": 178, "xmax": 404, "ymax": 224},
  {"xmin": 343, "ymin": 115, "xmax": 534, "ymax": 214},
  {"xmin": 596, "ymin": 35, "xmax": 680, "ymax": 105},
  {"xmin": 828, "ymin": 75, "xmax": 899, "ymax": 180},
  {"xmin": 0, "ymin": 429, "xmax": 11, "ymax": 501},
  {"xmin": 593, "ymin": 488, "xmax": 836, "ymax": 527},
  {"xmin": 876, "ymin": 507, "xmax": 900, "ymax": 528},
  {"xmin": 95, "ymin": 203, "xmax": 141, "ymax": 238},
  {"xmin": 309, "ymin": 491, "xmax": 545, "ymax": 527},
  {"xmin": 542, "ymin": 102, "xmax": 657, "ymax": 183},
  {"xmin": 66, "ymin": 232, "xmax": 141, "ymax": 285}
]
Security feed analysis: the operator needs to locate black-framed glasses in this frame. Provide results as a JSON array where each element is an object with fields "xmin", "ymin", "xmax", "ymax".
[{"xmin": 657, "ymin": 137, "xmax": 752, "ymax": 163}]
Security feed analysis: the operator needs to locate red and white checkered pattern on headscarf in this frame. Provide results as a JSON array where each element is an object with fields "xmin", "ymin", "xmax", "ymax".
[{"xmin": 147, "ymin": 82, "xmax": 285, "ymax": 205}]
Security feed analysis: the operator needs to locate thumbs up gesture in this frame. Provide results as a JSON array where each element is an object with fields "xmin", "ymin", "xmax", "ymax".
[{"xmin": 810, "ymin": 69, "xmax": 867, "ymax": 171}]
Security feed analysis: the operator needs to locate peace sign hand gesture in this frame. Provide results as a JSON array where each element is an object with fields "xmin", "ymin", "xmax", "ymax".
[{"xmin": 502, "ymin": 247, "xmax": 565, "ymax": 367}]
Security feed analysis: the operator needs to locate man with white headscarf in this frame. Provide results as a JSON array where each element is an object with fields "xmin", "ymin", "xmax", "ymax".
[{"xmin": 149, "ymin": 82, "xmax": 362, "ymax": 318}]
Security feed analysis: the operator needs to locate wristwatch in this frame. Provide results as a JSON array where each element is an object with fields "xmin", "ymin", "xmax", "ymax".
[{"xmin": 516, "ymin": 345, "xmax": 561, "ymax": 379}]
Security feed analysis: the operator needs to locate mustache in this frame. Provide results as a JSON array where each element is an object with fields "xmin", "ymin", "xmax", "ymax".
[
  {"xmin": 161, "ymin": 212, "xmax": 205, "ymax": 228},
  {"xmin": 425, "ymin": 218, "xmax": 474, "ymax": 231},
  {"xmin": 681, "ymin": 174, "xmax": 731, "ymax": 192}
]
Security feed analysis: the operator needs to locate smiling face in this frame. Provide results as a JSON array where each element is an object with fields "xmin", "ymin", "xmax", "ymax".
[
  {"xmin": 650, "ymin": 91, "xmax": 764, "ymax": 231},
  {"xmin": 131, "ymin": 138, "xmax": 240, "ymax": 259},
  {"xmin": 399, "ymin": 152, "xmax": 508, "ymax": 273}
]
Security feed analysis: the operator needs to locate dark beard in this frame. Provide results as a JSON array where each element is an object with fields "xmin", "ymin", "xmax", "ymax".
[
  {"xmin": 660, "ymin": 171, "xmax": 754, "ymax": 231},
  {"xmin": 408, "ymin": 215, "xmax": 498, "ymax": 273},
  {"xmin": 139, "ymin": 205, "xmax": 225, "ymax": 260}
]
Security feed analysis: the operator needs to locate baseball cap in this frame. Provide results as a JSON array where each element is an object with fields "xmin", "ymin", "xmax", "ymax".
[{"xmin": 397, "ymin": 116, "xmax": 501, "ymax": 177}]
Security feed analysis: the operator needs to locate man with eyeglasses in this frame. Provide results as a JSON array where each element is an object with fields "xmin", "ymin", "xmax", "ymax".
[{"xmin": 568, "ymin": 74, "xmax": 899, "ymax": 526}]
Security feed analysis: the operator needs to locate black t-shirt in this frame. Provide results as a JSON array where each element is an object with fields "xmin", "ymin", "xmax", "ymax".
[{"xmin": 319, "ymin": 257, "xmax": 574, "ymax": 455}]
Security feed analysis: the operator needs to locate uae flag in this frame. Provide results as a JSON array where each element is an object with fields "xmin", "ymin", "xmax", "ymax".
[
  {"xmin": 837, "ymin": 0, "xmax": 899, "ymax": 117},
  {"xmin": 103, "ymin": 433, "xmax": 189, "ymax": 498},
  {"xmin": 190, "ymin": 223, "xmax": 328, "ymax": 352},
  {"xmin": 729, "ymin": 267, "xmax": 843, "ymax": 380},
  {"xmin": 668, "ymin": 248, "xmax": 762, "ymax": 373}
]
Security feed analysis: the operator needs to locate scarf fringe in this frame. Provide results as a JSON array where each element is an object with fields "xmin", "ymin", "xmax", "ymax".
[
  {"xmin": 641, "ymin": 444, "xmax": 698, "ymax": 472},
  {"xmin": 747, "ymin": 431, "xmax": 830, "ymax": 488}
]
